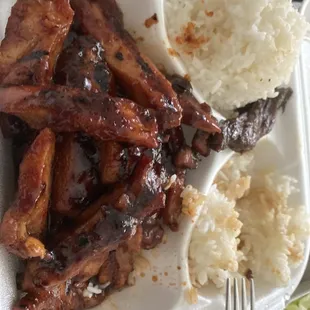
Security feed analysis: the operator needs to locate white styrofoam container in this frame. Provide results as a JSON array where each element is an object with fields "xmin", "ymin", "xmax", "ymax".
[{"xmin": 0, "ymin": 1, "xmax": 310, "ymax": 310}]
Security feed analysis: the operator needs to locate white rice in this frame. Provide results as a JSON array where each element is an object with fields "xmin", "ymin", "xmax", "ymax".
[
  {"xmin": 83, "ymin": 282, "xmax": 104, "ymax": 299},
  {"xmin": 185, "ymin": 185, "xmax": 244, "ymax": 288},
  {"xmin": 164, "ymin": 174, "xmax": 177, "ymax": 190},
  {"xmin": 185, "ymin": 153, "xmax": 310, "ymax": 288},
  {"xmin": 165, "ymin": 0, "xmax": 309, "ymax": 111}
]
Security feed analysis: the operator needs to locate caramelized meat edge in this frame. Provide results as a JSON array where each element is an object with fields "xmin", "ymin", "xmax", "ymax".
[
  {"xmin": 0, "ymin": 128, "xmax": 55, "ymax": 259},
  {"xmin": 70, "ymin": 0, "xmax": 182, "ymax": 130},
  {"xmin": 0, "ymin": 85, "xmax": 159, "ymax": 148},
  {"xmin": 0, "ymin": 0, "xmax": 74, "ymax": 85}
]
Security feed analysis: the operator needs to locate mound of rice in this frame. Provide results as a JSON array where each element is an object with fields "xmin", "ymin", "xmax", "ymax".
[
  {"xmin": 185, "ymin": 153, "xmax": 310, "ymax": 288},
  {"xmin": 165, "ymin": 0, "xmax": 309, "ymax": 111},
  {"xmin": 183, "ymin": 185, "xmax": 244, "ymax": 288}
]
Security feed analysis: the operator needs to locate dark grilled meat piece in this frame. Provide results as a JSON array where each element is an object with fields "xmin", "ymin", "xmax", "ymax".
[
  {"xmin": 98, "ymin": 226, "xmax": 142, "ymax": 288},
  {"xmin": 34, "ymin": 156, "xmax": 165, "ymax": 287},
  {"xmin": 0, "ymin": 0, "xmax": 73, "ymax": 85},
  {"xmin": 0, "ymin": 85, "xmax": 158, "ymax": 148},
  {"xmin": 219, "ymin": 87, "xmax": 293, "ymax": 152},
  {"xmin": 169, "ymin": 74, "xmax": 220, "ymax": 133},
  {"xmin": 0, "ymin": 114, "xmax": 37, "ymax": 177},
  {"xmin": 54, "ymin": 25, "xmax": 112, "ymax": 217},
  {"xmin": 0, "ymin": 128, "xmax": 55, "ymax": 259},
  {"xmin": 162, "ymin": 171, "xmax": 185, "ymax": 232},
  {"xmin": 99, "ymin": 143, "xmax": 144, "ymax": 185},
  {"xmin": 174, "ymin": 145, "xmax": 198, "ymax": 169},
  {"xmin": 192, "ymin": 130, "xmax": 211, "ymax": 156},
  {"xmin": 14, "ymin": 283, "xmax": 85, "ymax": 310},
  {"xmin": 52, "ymin": 133, "xmax": 101, "ymax": 216},
  {"xmin": 32, "ymin": 154, "xmax": 164, "ymax": 288},
  {"xmin": 54, "ymin": 30, "xmax": 115, "ymax": 94},
  {"xmin": 98, "ymin": 251, "xmax": 117, "ymax": 285},
  {"xmin": 70, "ymin": 0, "xmax": 182, "ymax": 130},
  {"xmin": 167, "ymin": 126, "xmax": 198, "ymax": 169},
  {"xmin": 192, "ymin": 129, "xmax": 222, "ymax": 156},
  {"xmin": 34, "ymin": 207, "xmax": 138, "ymax": 288},
  {"xmin": 192, "ymin": 88, "xmax": 293, "ymax": 155},
  {"xmin": 94, "ymin": 155, "xmax": 166, "ymax": 219},
  {"xmin": 141, "ymin": 216, "xmax": 164, "ymax": 250},
  {"xmin": 124, "ymin": 155, "xmax": 166, "ymax": 219},
  {"xmin": 99, "ymin": 141, "xmax": 125, "ymax": 184},
  {"xmin": 54, "ymin": 29, "xmax": 124, "ymax": 187}
]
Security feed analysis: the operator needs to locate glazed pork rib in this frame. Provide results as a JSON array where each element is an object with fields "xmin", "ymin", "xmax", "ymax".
[
  {"xmin": 0, "ymin": 86, "xmax": 158, "ymax": 148},
  {"xmin": 0, "ymin": 128, "xmax": 55, "ymax": 259},
  {"xmin": 70, "ymin": 0, "xmax": 182, "ymax": 130},
  {"xmin": 0, "ymin": 0, "xmax": 73, "ymax": 85}
]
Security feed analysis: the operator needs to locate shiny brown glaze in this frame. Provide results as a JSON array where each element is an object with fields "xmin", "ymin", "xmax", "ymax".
[
  {"xmin": 0, "ymin": 0, "xmax": 73, "ymax": 85},
  {"xmin": 14, "ymin": 284, "xmax": 84, "ymax": 310},
  {"xmin": 162, "ymin": 171, "xmax": 185, "ymax": 232},
  {"xmin": 97, "ymin": 226, "xmax": 142, "ymax": 287},
  {"xmin": 84, "ymin": 154, "xmax": 166, "ymax": 220},
  {"xmin": 52, "ymin": 133, "xmax": 101, "ymax": 216},
  {"xmin": 0, "ymin": 85, "xmax": 159, "ymax": 148},
  {"xmin": 174, "ymin": 145, "xmax": 198, "ymax": 169},
  {"xmin": 192, "ymin": 130, "xmax": 211, "ymax": 157},
  {"xmin": 99, "ymin": 141, "xmax": 125, "ymax": 184},
  {"xmin": 141, "ymin": 216, "xmax": 164, "ymax": 250},
  {"xmin": 220, "ymin": 88, "xmax": 293, "ymax": 152},
  {"xmin": 34, "ymin": 207, "xmax": 138, "ymax": 287},
  {"xmin": 54, "ymin": 29, "xmax": 115, "ymax": 94},
  {"xmin": 0, "ymin": 113, "xmax": 37, "ymax": 177},
  {"xmin": 168, "ymin": 74, "xmax": 220, "ymax": 133},
  {"xmin": 70, "ymin": 0, "xmax": 182, "ymax": 130},
  {"xmin": 0, "ymin": 128, "xmax": 55, "ymax": 259}
]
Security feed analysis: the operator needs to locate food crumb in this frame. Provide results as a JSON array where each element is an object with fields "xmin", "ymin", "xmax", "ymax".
[
  {"xmin": 127, "ymin": 272, "xmax": 136, "ymax": 286},
  {"xmin": 205, "ymin": 10, "xmax": 214, "ymax": 17},
  {"xmin": 152, "ymin": 275, "xmax": 158, "ymax": 282},
  {"xmin": 175, "ymin": 22, "xmax": 208, "ymax": 53},
  {"xmin": 164, "ymin": 272, "xmax": 168, "ymax": 276},
  {"xmin": 182, "ymin": 205, "xmax": 196, "ymax": 217},
  {"xmin": 136, "ymin": 36, "xmax": 144, "ymax": 43},
  {"xmin": 133, "ymin": 254, "xmax": 151, "ymax": 274},
  {"xmin": 162, "ymin": 234, "xmax": 168, "ymax": 244},
  {"xmin": 177, "ymin": 266, "xmax": 181, "ymax": 270},
  {"xmin": 167, "ymin": 48, "xmax": 179, "ymax": 57},
  {"xmin": 144, "ymin": 13, "xmax": 158, "ymax": 28},
  {"xmin": 182, "ymin": 281, "xmax": 187, "ymax": 286},
  {"xmin": 184, "ymin": 73, "xmax": 191, "ymax": 81},
  {"xmin": 185, "ymin": 287, "xmax": 198, "ymax": 305},
  {"xmin": 245, "ymin": 269, "xmax": 253, "ymax": 280},
  {"xmin": 140, "ymin": 272, "xmax": 145, "ymax": 278}
]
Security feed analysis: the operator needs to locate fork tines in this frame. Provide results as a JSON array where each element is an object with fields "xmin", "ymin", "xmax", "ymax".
[{"xmin": 225, "ymin": 277, "xmax": 255, "ymax": 310}]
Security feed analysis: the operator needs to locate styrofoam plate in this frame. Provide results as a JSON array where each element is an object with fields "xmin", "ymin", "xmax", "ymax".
[{"xmin": 0, "ymin": 1, "xmax": 310, "ymax": 310}]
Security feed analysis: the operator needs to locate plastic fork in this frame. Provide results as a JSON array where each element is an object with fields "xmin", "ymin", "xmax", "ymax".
[{"xmin": 225, "ymin": 278, "xmax": 255, "ymax": 310}]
